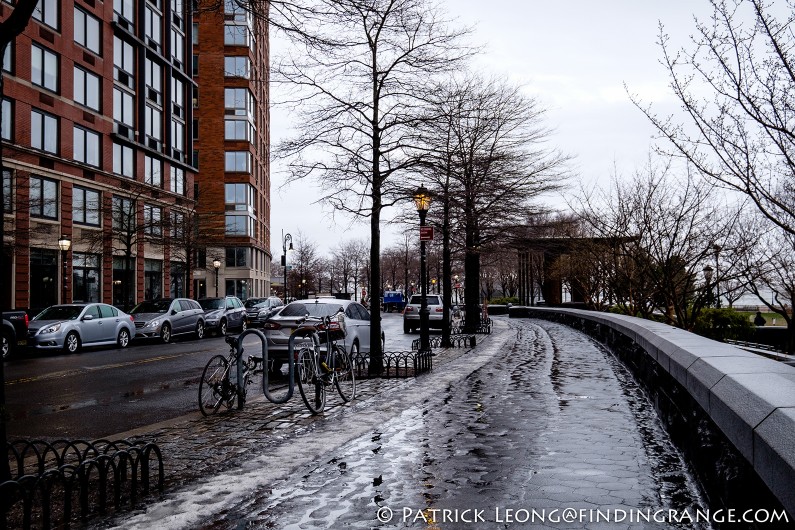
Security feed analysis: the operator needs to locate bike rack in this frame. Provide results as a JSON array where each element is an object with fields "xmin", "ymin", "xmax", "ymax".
[{"xmin": 230, "ymin": 328, "xmax": 296, "ymax": 405}]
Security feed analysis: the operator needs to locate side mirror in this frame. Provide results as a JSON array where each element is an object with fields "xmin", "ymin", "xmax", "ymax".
[
  {"xmin": 171, "ymin": 309, "xmax": 178, "ymax": 315},
  {"xmin": 82, "ymin": 314, "xmax": 94, "ymax": 321}
]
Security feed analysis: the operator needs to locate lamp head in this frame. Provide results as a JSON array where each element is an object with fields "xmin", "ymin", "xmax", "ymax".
[
  {"xmin": 413, "ymin": 185, "xmax": 432, "ymax": 212},
  {"xmin": 213, "ymin": 259, "xmax": 221, "ymax": 270},
  {"xmin": 58, "ymin": 235, "xmax": 71, "ymax": 252}
]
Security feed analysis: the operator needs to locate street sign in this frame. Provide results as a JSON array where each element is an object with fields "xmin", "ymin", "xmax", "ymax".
[{"xmin": 419, "ymin": 226, "xmax": 434, "ymax": 241}]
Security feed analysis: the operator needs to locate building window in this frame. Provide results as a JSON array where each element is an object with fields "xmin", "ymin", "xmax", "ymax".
[
  {"xmin": 224, "ymin": 0, "xmax": 250, "ymax": 23},
  {"xmin": 192, "ymin": 22, "xmax": 198, "ymax": 45},
  {"xmin": 31, "ymin": 44, "xmax": 58, "ymax": 92},
  {"xmin": 113, "ymin": 256, "xmax": 135, "ymax": 309},
  {"xmin": 114, "ymin": 36, "xmax": 135, "ymax": 88},
  {"xmin": 224, "ymin": 24, "xmax": 252, "ymax": 47},
  {"xmin": 172, "ymin": 76, "xmax": 185, "ymax": 118},
  {"xmin": 225, "ymin": 247, "xmax": 248, "ymax": 267},
  {"xmin": 170, "ymin": 210, "xmax": 184, "ymax": 238},
  {"xmin": 225, "ymin": 183, "xmax": 254, "ymax": 212},
  {"xmin": 31, "ymin": 248, "xmax": 58, "ymax": 309},
  {"xmin": 73, "ymin": 186, "xmax": 101, "ymax": 226},
  {"xmin": 192, "ymin": 119, "xmax": 199, "ymax": 140},
  {"xmin": 74, "ymin": 7, "xmax": 101, "ymax": 55},
  {"xmin": 170, "ymin": 261, "xmax": 185, "ymax": 297},
  {"xmin": 145, "ymin": 5, "xmax": 162, "ymax": 50},
  {"xmin": 74, "ymin": 126, "xmax": 101, "ymax": 167},
  {"xmin": 224, "ymin": 151, "xmax": 250, "ymax": 172},
  {"xmin": 224, "ymin": 214, "xmax": 252, "ymax": 236},
  {"xmin": 225, "ymin": 279, "xmax": 249, "ymax": 300},
  {"xmin": 112, "ymin": 196, "xmax": 135, "ymax": 231},
  {"xmin": 224, "ymin": 56, "xmax": 249, "ymax": 78},
  {"xmin": 224, "ymin": 87, "xmax": 254, "ymax": 117},
  {"xmin": 145, "ymin": 156, "xmax": 163, "ymax": 187},
  {"xmin": 144, "ymin": 259, "xmax": 163, "ymax": 300},
  {"xmin": 72, "ymin": 253, "xmax": 100, "ymax": 303},
  {"xmin": 114, "ymin": 0, "xmax": 135, "ymax": 26},
  {"xmin": 2, "ymin": 42, "xmax": 11, "ymax": 73},
  {"xmin": 2, "ymin": 169, "xmax": 11, "ymax": 213},
  {"xmin": 30, "ymin": 175, "xmax": 58, "ymax": 219},
  {"xmin": 170, "ymin": 166, "xmax": 185, "ymax": 195},
  {"xmin": 144, "ymin": 204, "xmax": 162, "ymax": 235},
  {"xmin": 73, "ymin": 67, "xmax": 101, "ymax": 111},
  {"xmin": 171, "ymin": 27, "xmax": 185, "ymax": 69},
  {"xmin": 224, "ymin": 119, "xmax": 255, "ymax": 142},
  {"xmin": 33, "ymin": 0, "xmax": 59, "ymax": 30},
  {"xmin": 144, "ymin": 58, "xmax": 162, "ymax": 103},
  {"xmin": 113, "ymin": 87, "xmax": 135, "ymax": 129},
  {"xmin": 1, "ymin": 98, "xmax": 11, "ymax": 140},
  {"xmin": 146, "ymin": 104, "xmax": 162, "ymax": 145},
  {"xmin": 171, "ymin": 119, "xmax": 185, "ymax": 159},
  {"xmin": 113, "ymin": 143, "xmax": 134, "ymax": 178},
  {"xmin": 192, "ymin": 55, "xmax": 198, "ymax": 76},
  {"xmin": 31, "ymin": 109, "xmax": 58, "ymax": 153}
]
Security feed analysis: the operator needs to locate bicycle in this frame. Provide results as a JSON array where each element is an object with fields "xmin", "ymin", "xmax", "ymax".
[
  {"xmin": 293, "ymin": 315, "xmax": 356, "ymax": 414},
  {"xmin": 198, "ymin": 335, "xmax": 263, "ymax": 416}
]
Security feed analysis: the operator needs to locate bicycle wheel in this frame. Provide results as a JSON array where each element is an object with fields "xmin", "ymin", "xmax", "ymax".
[
  {"xmin": 199, "ymin": 355, "xmax": 231, "ymax": 416},
  {"xmin": 333, "ymin": 345, "xmax": 356, "ymax": 402},
  {"xmin": 296, "ymin": 347, "xmax": 325, "ymax": 414}
]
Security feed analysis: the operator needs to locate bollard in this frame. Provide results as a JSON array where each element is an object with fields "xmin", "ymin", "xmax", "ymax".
[{"xmin": 469, "ymin": 335, "xmax": 476, "ymax": 348}]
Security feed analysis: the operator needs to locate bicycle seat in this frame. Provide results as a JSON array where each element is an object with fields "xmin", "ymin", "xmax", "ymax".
[{"xmin": 225, "ymin": 335, "xmax": 240, "ymax": 348}]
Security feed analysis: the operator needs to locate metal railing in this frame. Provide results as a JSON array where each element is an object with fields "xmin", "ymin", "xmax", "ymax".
[
  {"xmin": 352, "ymin": 350, "xmax": 433, "ymax": 378},
  {"xmin": 2, "ymin": 438, "xmax": 163, "ymax": 529}
]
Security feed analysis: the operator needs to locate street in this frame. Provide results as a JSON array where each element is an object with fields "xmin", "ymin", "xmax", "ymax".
[{"xmin": 3, "ymin": 312, "xmax": 419, "ymax": 441}]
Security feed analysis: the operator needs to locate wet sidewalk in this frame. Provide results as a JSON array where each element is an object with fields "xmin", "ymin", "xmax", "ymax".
[{"xmin": 97, "ymin": 318, "xmax": 706, "ymax": 529}]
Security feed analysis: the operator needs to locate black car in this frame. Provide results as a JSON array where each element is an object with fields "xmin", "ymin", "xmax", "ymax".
[
  {"xmin": 198, "ymin": 296, "xmax": 247, "ymax": 336},
  {"xmin": 2, "ymin": 310, "xmax": 29, "ymax": 359},
  {"xmin": 244, "ymin": 296, "xmax": 284, "ymax": 327}
]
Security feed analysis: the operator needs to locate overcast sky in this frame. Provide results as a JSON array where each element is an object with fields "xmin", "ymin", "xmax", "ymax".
[{"xmin": 268, "ymin": 0, "xmax": 716, "ymax": 257}]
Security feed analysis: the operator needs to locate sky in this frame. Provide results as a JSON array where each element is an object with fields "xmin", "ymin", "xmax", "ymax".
[{"xmin": 268, "ymin": 0, "xmax": 716, "ymax": 257}]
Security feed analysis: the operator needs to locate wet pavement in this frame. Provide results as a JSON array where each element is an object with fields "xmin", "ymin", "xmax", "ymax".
[{"xmin": 97, "ymin": 317, "xmax": 707, "ymax": 529}]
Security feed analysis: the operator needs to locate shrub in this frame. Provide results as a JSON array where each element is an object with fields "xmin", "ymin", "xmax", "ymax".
[{"xmin": 693, "ymin": 307, "xmax": 754, "ymax": 342}]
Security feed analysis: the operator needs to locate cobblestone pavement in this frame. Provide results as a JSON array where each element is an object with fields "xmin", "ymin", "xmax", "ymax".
[{"xmin": 98, "ymin": 318, "xmax": 707, "ymax": 529}]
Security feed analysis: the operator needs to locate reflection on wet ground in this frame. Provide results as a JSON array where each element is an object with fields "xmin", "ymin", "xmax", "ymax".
[{"xmin": 209, "ymin": 319, "xmax": 708, "ymax": 529}]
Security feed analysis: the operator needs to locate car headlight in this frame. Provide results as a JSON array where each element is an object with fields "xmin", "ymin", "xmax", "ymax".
[
  {"xmin": 147, "ymin": 319, "xmax": 161, "ymax": 328},
  {"xmin": 39, "ymin": 323, "xmax": 62, "ymax": 334}
]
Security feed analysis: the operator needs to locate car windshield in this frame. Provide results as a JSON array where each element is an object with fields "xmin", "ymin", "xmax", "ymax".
[
  {"xmin": 244, "ymin": 299, "xmax": 265, "ymax": 308},
  {"xmin": 34, "ymin": 306, "xmax": 85, "ymax": 321},
  {"xmin": 280, "ymin": 302, "xmax": 343, "ymax": 318},
  {"xmin": 131, "ymin": 300, "xmax": 172, "ymax": 314},
  {"xmin": 199, "ymin": 299, "xmax": 224, "ymax": 310}
]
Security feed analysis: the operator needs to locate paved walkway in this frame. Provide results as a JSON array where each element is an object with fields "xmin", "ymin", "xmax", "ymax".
[{"xmin": 96, "ymin": 318, "xmax": 706, "ymax": 529}]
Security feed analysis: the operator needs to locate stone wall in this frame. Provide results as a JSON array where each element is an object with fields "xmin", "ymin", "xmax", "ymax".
[{"xmin": 510, "ymin": 307, "xmax": 795, "ymax": 524}]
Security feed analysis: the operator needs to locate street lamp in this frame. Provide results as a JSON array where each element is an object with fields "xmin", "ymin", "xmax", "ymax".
[
  {"xmin": 703, "ymin": 264, "xmax": 714, "ymax": 306},
  {"xmin": 282, "ymin": 231, "xmax": 293, "ymax": 301},
  {"xmin": 453, "ymin": 274, "xmax": 459, "ymax": 304},
  {"xmin": 712, "ymin": 244, "xmax": 722, "ymax": 308},
  {"xmin": 58, "ymin": 235, "xmax": 71, "ymax": 304},
  {"xmin": 213, "ymin": 259, "xmax": 221, "ymax": 297},
  {"xmin": 414, "ymin": 185, "xmax": 432, "ymax": 353},
  {"xmin": 301, "ymin": 278, "xmax": 307, "ymax": 299}
]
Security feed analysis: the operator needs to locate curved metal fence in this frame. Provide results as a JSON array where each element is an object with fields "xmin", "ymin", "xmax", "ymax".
[
  {"xmin": 2, "ymin": 438, "xmax": 164, "ymax": 529},
  {"xmin": 352, "ymin": 350, "xmax": 433, "ymax": 378},
  {"xmin": 411, "ymin": 333, "xmax": 476, "ymax": 351}
]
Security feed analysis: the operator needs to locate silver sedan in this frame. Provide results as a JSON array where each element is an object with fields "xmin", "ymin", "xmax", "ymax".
[{"xmin": 27, "ymin": 304, "xmax": 136, "ymax": 354}]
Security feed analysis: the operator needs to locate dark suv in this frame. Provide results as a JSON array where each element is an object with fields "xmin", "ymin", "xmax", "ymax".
[
  {"xmin": 198, "ymin": 296, "xmax": 247, "ymax": 336},
  {"xmin": 244, "ymin": 296, "xmax": 284, "ymax": 327},
  {"xmin": 2, "ymin": 310, "xmax": 29, "ymax": 359}
]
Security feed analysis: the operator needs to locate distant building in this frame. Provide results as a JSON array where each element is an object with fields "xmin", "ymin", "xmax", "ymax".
[{"xmin": 191, "ymin": 0, "xmax": 271, "ymax": 300}]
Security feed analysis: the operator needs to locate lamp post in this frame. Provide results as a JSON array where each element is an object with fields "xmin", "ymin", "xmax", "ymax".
[
  {"xmin": 703, "ymin": 264, "xmax": 714, "ymax": 307},
  {"xmin": 213, "ymin": 259, "xmax": 221, "ymax": 297},
  {"xmin": 454, "ymin": 274, "xmax": 459, "ymax": 304},
  {"xmin": 414, "ymin": 185, "xmax": 432, "ymax": 353},
  {"xmin": 282, "ymin": 231, "xmax": 293, "ymax": 301},
  {"xmin": 58, "ymin": 235, "xmax": 71, "ymax": 304},
  {"xmin": 713, "ymin": 244, "xmax": 722, "ymax": 308},
  {"xmin": 301, "ymin": 278, "xmax": 307, "ymax": 299}
]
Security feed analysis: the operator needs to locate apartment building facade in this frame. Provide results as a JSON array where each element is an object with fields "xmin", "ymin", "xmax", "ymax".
[
  {"xmin": 191, "ymin": 1, "xmax": 271, "ymax": 301},
  {"xmin": 1, "ymin": 0, "xmax": 198, "ymax": 310},
  {"xmin": 1, "ymin": 0, "xmax": 271, "ymax": 311}
]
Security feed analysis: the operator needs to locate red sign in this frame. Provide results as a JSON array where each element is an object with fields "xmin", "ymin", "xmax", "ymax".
[
  {"xmin": 419, "ymin": 226, "xmax": 434, "ymax": 241},
  {"xmin": 362, "ymin": 289, "xmax": 367, "ymax": 297}
]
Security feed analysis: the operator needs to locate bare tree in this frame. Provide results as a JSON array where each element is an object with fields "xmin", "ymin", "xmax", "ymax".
[
  {"xmin": 632, "ymin": 0, "xmax": 795, "ymax": 237},
  {"xmin": 274, "ymin": 0, "xmax": 472, "ymax": 372},
  {"xmin": 418, "ymin": 75, "xmax": 568, "ymax": 332}
]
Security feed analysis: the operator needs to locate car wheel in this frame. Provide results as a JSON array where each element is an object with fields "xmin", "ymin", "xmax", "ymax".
[
  {"xmin": 160, "ymin": 323, "xmax": 172, "ymax": 343},
  {"xmin": 381, "ymin": 333, "xmax": 385, "ymax": 352},
  {"xmin": 403, "ymin": 322, "xmax": 410, "ymax": 334},
  {"xmin": 350, "ymin": 340, "xmax": 360, "ymax": 360},
  {"xmin": 195, "ymin": 321, "xmax": 205, "ymax": 340},
  {"xmin": 64, "ymin": 331, "xmax": 81, "ymax": 354},
  {"xmin": 2, "ymin": 333, "xmax": 11, "ymax": 360},
  {"xmin": 117, "ymin": 328, "xmax": 131, "ymax": 349},
  {"xmin": 219, "ymin": 319, "xmax": 227, "ymax": 336}
]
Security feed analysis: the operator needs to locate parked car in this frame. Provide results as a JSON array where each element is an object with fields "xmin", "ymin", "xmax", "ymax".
[
  {"xmin": 130, "ymin": 298, "xmax": 205, "ymax": 343},
  {"xmin": 244, "ymin": 296, "xmax": 284, "ymax": 327},
  {"xmin": 403, "ymin": 294, "xmax": 447, "ymax": 333},
  {"xmin": 2, "ymin": 310, "xmax": 29, "ymax": 359},
  {"xmin": 262, "ymin": 298, "xmax": 384, "ymax": 373},
  {"xmin": 198, "ymin": 296, "xmax": 247, "ymax": 336},
  {"xmin": 27, "ymin": 304, "xmax": 136, "ymax": 354}
]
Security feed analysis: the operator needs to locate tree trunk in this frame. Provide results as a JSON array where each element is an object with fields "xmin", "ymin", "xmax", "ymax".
[{"xmin": 441, "ymin": 194, "xmax": 452, "ymax": 347}]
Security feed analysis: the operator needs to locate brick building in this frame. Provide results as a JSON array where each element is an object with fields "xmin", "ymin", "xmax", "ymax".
[
  {"xmin": 191, "ymin": 1, "xmax": 271, "ymax": 300},
  {"xmin": 1, "ymin": 0, "xmax": 271, "ymax": 311}
]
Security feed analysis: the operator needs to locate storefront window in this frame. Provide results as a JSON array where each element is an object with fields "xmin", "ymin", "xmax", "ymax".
[
  {"xmin": 30, "ymin": 248, "xmax": 58, "ymax": 310},
  {"xmin": 145, "ymin": 259, "xmax": 163, "ymax": 300},
  {"xmin": 72, "ymin": 252, "xmax": 100, "ymax": 302}
]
